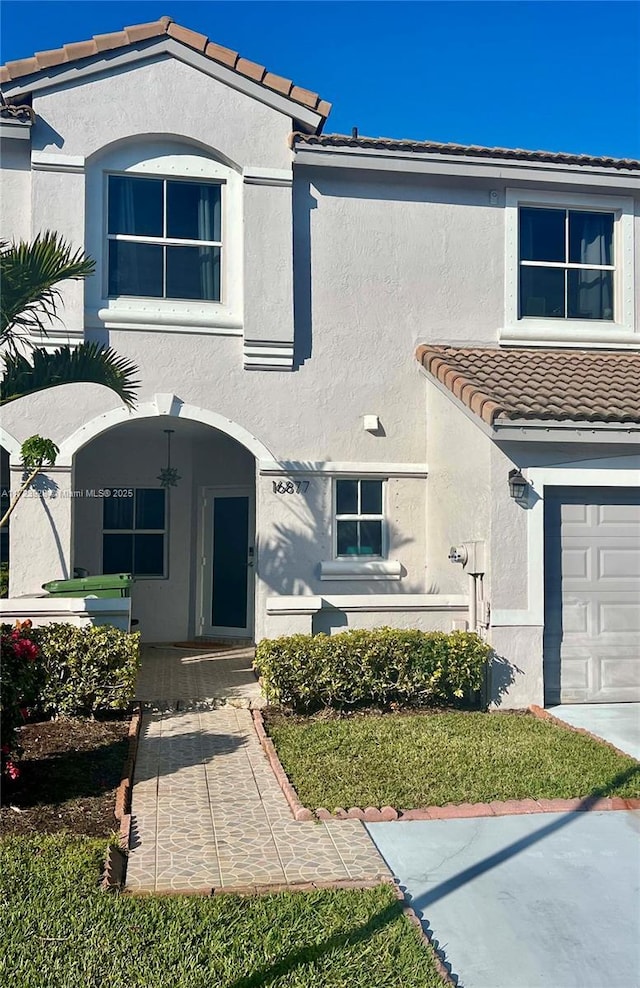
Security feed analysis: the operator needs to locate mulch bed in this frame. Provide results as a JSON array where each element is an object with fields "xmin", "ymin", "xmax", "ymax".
[{"xmin": 0, "ymin": 716, "xmax": 129, "ymax": 838}]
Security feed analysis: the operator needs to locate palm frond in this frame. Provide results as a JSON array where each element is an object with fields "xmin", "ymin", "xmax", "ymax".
[
  {"xmin": 0, "ymin": 232, "xmax": 95, "ymax": 346},
  {"xmin": 1, "ymin": 343, "xmax": 140, "ymax": 408}
]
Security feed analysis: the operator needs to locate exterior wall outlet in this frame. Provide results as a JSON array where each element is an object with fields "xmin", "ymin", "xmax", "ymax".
[{"xmin": 363, "ymin": 414, "xmax": 380, "ymax": 432}]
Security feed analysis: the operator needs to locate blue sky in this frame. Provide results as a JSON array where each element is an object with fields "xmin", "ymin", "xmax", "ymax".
[{"xmin": 1, "ymin": 1, "xmax": 638, "ymax": 157}]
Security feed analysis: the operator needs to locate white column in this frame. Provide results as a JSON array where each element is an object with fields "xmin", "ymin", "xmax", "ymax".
[{"xmin": 9, "ymin": 464, "xmax": 74, "ymax": 596}]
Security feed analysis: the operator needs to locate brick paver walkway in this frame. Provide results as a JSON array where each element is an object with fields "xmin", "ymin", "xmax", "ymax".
[{"xmin": 126, "ymin": 647, "xmax": 390, "ymax": 891}]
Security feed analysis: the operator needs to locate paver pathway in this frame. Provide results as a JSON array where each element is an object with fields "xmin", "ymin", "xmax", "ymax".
[
  {"xmin": 134, "ymin": 644, "xmax": 262, "ymax": 705},
  {"xmin": 127, "ymin": 646, "xmax": 390, "ymax": 891}
]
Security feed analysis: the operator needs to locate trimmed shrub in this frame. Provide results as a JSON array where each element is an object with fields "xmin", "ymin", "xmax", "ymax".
[
  {"xmin": 254, "ymin": 628, "xmax": 491, "ymax": 712},
  {"xmin": 35, "ymin": 623, "xmax": 140, "ymax": 717}
]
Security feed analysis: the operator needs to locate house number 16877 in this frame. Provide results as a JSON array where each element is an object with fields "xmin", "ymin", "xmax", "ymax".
[{"xmin": 272, "ymin": 480, "xmax": 309, "ymax": 494}]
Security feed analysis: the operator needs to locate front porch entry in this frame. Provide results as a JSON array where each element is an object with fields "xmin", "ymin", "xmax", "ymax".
[{"xmin": 70, "ymin": 405, "xmax": 265, "ymax": 643}]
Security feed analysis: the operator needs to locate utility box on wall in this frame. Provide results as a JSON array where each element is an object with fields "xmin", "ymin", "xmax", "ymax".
[{"xmin": 448, "ymin": 541, "xmax": 486, "ymax": 575}]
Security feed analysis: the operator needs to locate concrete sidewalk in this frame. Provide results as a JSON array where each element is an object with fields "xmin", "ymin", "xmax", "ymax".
[
  {"xmin": 548, "ymin": 703, "xmax": 640, "ymax": 761},
  {"xmin": 368, "ymin": 811, "xmax": 640, "ymax": 988},
  {"xmin": 127, "ymin": 646, "xmax": 390, "ymax": 892}
]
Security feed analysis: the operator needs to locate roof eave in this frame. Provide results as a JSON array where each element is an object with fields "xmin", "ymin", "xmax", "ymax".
[
  {"xmin": 1, "ymin": 36, "xmax": 330, "ymax": 133},
  {"xmin": 420, "ymin": 363, "xmax": 640, "ymax": 445},
  {"xmin": 492, "ymin": 418, "xmax": 640, "ymax": 443},
  {"xmin": 292, "ymin": 141, "xmax": 640, "ymax": 185}
]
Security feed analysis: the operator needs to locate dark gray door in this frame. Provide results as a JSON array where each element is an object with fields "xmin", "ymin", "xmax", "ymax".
[
  {"xmin": 544, "ymin": 487, "xmax": 640, "ymax": 704},
  {"xmin": 200, "ymin": 488, "xmax": 254, "ymax": 638},
  {"xmin": 212, "ymin": 495, "xmax": 249, "ymax": 630}
]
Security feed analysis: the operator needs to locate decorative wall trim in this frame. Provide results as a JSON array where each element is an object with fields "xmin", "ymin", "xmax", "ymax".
[
  {"xmin": 0, "ymin": 596, "xmax": 131, "ymax": 631},
  {"xmin": 244, "ymin": 340, "xmax": 294, "ymax": 371},
  {"xmin": 319, "ymin": 560, "xmax": 402, "ymax": 582},
  {"xmin": 259, "ymin": 460, "xmax": 429, "ymax": 477},
  {"xmin": 265, "ymin": 594, "xmax": 468, "ymax": 614},
  {"xmin": 0, "ymin": 119, "xmax": 31, "ymax": 140},
  {"xmin": 499, "ymin": 327, "xmax": 639, "ymax": 349},
  {"xmin": 265, "ymin": 596, "xmax": 323, "ymax": 615},
  {"xmin": 96, "ymin": 304, "xmax": 243, "ymax": 334},
  {"xmin": 243, "ymin": 167, "xmax": 293, "ymax": 187},
  {"xmin": 57, "ymin": 397, "xmax": 275, "ymax": 464},
  {"xmin": 31, "ymin": 151, "xmax": 85, "ymax": 173}
]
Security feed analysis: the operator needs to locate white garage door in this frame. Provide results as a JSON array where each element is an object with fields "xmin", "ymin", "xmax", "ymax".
[{"xmin": 544, "ymin": 487, "xmax": 640, "ymax": 704}]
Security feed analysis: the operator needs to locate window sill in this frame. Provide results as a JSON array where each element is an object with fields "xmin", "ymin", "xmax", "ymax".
[
  {"xmin": 96, "ymin": 300, "xmax": 242, "ymax": 335},
  {"xmin": 319, "ymin": 559, "xmax": 402, "ymax": 581},
  {"xmin": 500, "ymin": 322, "xmax": 638, "ymax": 349}
]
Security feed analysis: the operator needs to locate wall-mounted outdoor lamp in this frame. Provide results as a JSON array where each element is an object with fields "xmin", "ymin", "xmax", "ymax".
[{"xmin": 508, "ymin": 468, "xmax": 528, "ymax": 500}]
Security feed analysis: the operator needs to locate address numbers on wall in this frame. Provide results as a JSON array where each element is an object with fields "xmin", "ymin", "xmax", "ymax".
[{"xmin": 272, "ymin": 480, "xmax": 310, "ymax": 494}]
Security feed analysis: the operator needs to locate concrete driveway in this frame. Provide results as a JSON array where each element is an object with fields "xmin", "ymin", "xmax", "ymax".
[
  {"xmin": 368, "ymin": 811, "xmax": 640, "ymax": 988},
  {"xmin": 548, "ymin": 703, "xmax": 640, "ymax": 761}
]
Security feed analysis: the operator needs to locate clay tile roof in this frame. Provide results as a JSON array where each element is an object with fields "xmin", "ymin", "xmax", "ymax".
[
  {"xmin": 416, "ymin": 345, "xmax": 640, "ymax": 426},
  {"xmin": 293, "ymin": 133, "xmax": 640, "ymax": 171},
  {"xmin": 0, "ymin": 16, "xmax": 330, "ymax": 120}
]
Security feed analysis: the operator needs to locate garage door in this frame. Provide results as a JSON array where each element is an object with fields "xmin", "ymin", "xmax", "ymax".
[{"xmin": 544, "ymin": 487, "xmax": 640, "ymax": 704}]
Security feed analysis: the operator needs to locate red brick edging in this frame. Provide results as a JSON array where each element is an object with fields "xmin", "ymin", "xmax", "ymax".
[
  {"xmin": 103, "ymin": 703, "xmax": 143, "ymax": 890},
  {"xmin": 392, "ymin": 882, "xmax": 457, "ymax": 987},
  {"xmin": 252, "ymin": 708, "xmax": 315, "ymax": 820},
  {"xmin": 252, "ymin": 708, "xmax": 640, "ymax": 825}
]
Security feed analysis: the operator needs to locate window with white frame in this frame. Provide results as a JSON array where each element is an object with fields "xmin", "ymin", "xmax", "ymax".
[
  {"xmin": 103, "ymin": 488, "xmax": 166, "ymax": 578},
  {"xmin": 519, "ymin": 206, "xmax": 614, "ymax": 320},
  {"xmin": 107, "ymin": 175, "xmax": 222, "ymax": 302},
  {"xmin": 334, "ymin": 479, "xmax": 385, "ymax": 558},
  {"xmin": 504, "ymin": 189, "xmax": 635, "ymax": 342}
]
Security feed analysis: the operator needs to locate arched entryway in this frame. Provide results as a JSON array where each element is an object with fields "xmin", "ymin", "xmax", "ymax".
[{"xmin": 66, "ymin": 397, "xmax": 273, "ymax": 643}]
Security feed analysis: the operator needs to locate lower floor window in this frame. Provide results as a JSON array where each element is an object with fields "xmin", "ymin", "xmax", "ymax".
[
  {"xmin": 102, "ymin": 488, "xmax": 166, "ymax": 577},
  {"xmin": 335, "ymin": 478, "xmax": 384, "ymax": 557}
]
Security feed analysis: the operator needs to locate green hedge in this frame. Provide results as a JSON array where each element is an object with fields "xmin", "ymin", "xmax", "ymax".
[
  {"xmin": 36, "ymin": 623, "xmax": 140, "ymax": 717},
  {"xmin": 254, "ymin": 628, "xmax": 491, "ymax": 712}
]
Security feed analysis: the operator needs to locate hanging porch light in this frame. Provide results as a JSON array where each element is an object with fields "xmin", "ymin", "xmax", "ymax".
[{"xmin": 157, "ymin": 429, "xmax": 181, "ymax": 489}]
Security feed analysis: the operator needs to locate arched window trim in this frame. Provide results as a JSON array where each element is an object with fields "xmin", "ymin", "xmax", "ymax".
[{"xmin": 85, "ymin": 140, "xmax": 243, "ymax": 336}]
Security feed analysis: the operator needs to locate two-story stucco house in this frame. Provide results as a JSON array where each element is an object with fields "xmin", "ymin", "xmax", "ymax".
[{"xmin": 1, "ymin": 16, "xmax": 638, "ymax": 709}]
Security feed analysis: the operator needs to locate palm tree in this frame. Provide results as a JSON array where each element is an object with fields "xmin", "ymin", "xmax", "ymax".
[
  {"xmin": 0, "ymin": 233, "xmax": 141, "ymax": 539},
  {"xmin": 1, "ymin": 232, "xmax": 139, "ymax": 406}
]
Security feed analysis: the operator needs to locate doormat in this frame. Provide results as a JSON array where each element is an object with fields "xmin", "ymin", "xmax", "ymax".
[{"xmin": 171, "ymin": 640, "xmax": 247, "ymax": 651}]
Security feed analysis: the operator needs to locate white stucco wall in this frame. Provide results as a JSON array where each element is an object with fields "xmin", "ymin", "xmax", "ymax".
[
  {"xmin": 425, "ymin": 382, "xmax": 492, "ymax": 594},
  {"xmin": 0, "ymin": 138, "xmax": 31, "ymax": 241}
]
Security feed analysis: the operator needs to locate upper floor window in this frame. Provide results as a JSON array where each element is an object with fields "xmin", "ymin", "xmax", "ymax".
[
  {"xmin": 334, "ymin": 478, "xmax": 384, "ymax": 558},
  {"xmin": 504, "ymin": 188, "xmax": 635, "ymax": 346},
  {"xmin": 519, "ymin": 207, "xmax": 614, "ymax": 321},
  {"xmin": 107, "ymin": 175, "xmax": 222, "ymax": 302}
]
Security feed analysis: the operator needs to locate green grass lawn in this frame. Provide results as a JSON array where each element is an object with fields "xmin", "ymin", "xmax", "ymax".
[
  {"xmin": 265, "ymin": 710, "xmax": 640, "ymax": 810},
  {"xmin": 0, "ymin": 835, "xmax": 443, "ymax": 988}
]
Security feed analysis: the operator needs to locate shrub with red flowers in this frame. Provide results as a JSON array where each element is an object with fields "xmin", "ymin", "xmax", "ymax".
[{"xmin": 0, "ymin": 620, "xmax": 45, "ymax": 779}]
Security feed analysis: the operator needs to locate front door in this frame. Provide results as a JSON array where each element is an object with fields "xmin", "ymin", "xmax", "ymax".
[{"xmin": 199, "ymin": 488, "xmax": 254, "ymax": 639}]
